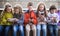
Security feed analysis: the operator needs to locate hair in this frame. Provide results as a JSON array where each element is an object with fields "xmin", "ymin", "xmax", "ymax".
[
  {"xmin": 49, "ymin": 5, "xmax": 57, "ymax": 11},
  {"xmin": 36, "ymin": 3, "xmax": 47, "ymax": 17},
  {"xmin": 0, "ymin": 4, "xmax": 13, "ymax": 18},
  {"xmin": 27, "ymin": 2, "xmax": 33, "ymax": 7},
  {"xmin": 14, "ymin": 5, "xmax": 23, "ymax": 14},
  {"xmin": 0, "ymin": 4, "xmax": 13, "ymax": 22}
]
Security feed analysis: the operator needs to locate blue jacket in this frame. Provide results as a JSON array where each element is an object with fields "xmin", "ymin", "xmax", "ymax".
[
  {"xmin": 17, "ymin": 14, "xmax": 24, "ymax": 25},
  {"xmin": 13, "ymin": 13, "xmax": 24, "ymax": 25}
]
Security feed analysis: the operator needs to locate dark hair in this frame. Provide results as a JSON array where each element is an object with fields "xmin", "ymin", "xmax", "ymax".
[
  {"xmin": 36, "ymin": 3, "xmax": 47, "ymax": 17},
  {"xmin": 49, "ymin": 5, "xmax": 57, "ymax": 11}
]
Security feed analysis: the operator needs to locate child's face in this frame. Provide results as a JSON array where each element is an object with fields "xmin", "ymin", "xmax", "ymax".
[
  {"xmin": 39, "ymin": 5, "xmax": 44, "ymax": 11},
  {"xmin": 27, "ymin": 6, "xmax": 33, "ymax": 11},
  {"xmin": 6, "ymin": 7, "xmax": 12, "ymax": 12},
  {"xmin": 50, "ymin": 9, "xmax": 56, "ymax": 14},
  {"xmin": 14, "ymin": 9, "xmax": 19, "ymax": 14}
]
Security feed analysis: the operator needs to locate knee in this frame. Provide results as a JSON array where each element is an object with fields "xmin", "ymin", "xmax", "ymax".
[
  {"xmin": 26, "ymin": 28, "xmax": 30, "ymax": 32},
  {"xmin": 54, "ymin": 26, "xmax": 58, "ymax": 31},
  {"xmin": 50, "ymin": 30, "xmax": 53, "ymax": 33},
  {"xmin": 19, "ymin": 26, "xmax": 24, "ymax": 31},
  {"xmin": 26, "ymin": 25, "xmax": 30, "ymax": 31},
  {"xmin": 32, "ymin": 27, "xmax": 36, "ymax": 30},
  {"xmin": 42, "ymin": 25, "xmax": 47, "ymax": 30},
  {"xmin": 55, "ymin": 28, "xmax": 58, "ymax": 32},
  {"xmin": 32, "ymin": 25, "xmax": 36, "ymax": 31},
  {"xmin": 5, "ymin": 26, "xmax": 10, "ymax": 31},
  {"xmin": 36, "ymin": 25, "xmax": 41, "ymax": 30},
  {"xmin": 26, "ymin": 27, "xmax": 30, "ymax": 32},
  {"xmin": 0, "ymin": 26, "xmax": 3, "ymax": 30},
  {"xmin": 32, "ymin": 27, "xmax": 36, "ymax": 31},
  {"xmin": 49, "ymin": 28, "xmax": 53, "ymax": 33},
  {"xmin": 13, "ymin": 26, "xmax": 17, "ymax": 32},
  {"xmin": 42, "ymin": 27, "xmax": 47, "ymax": 33}
]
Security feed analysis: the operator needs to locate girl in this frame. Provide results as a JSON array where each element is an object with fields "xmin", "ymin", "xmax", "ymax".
[
  {"xmin": 47, "ymin": 5, "xmax": 59, "ymax": 36},
  {"xmin": 36, "ymin": 3, "xmax": 47, "ymax": 36},
  {"xmin": 0, "ymin": 3, "xmax": 13, "ymax": 36},
  {"xmin": 13, "ymin": 4, "xmax": 24, "ymax": 36},
  {"xmin": 24, "ymin": 2, "xmax": 37, "ymax": 36}
]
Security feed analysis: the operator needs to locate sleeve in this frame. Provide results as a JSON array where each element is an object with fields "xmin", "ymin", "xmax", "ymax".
[
  {"xmin": 17, "ymin": 15, "xmax": 24, "ymax": 25},
  {"xmin": 32, "ymin": 13, "xmax": 37, "ymax": 25},
  {"xmin": 33, "ymin": 18, "xmax": 37, "ymax": 25},
  {"xmin": 56, "ymin": 14, "xmax": 59, "ymax": 23},
  {"xmin": 1, "ymin": 14, "xmax": 7, "ymax": 24},
  {"xmin": 24, "ymin": 13, "xmax": 29, "ymax": 24},
  {"xmin": 47, "ymin": 13, "xmax": 52, "ymax": 23}
]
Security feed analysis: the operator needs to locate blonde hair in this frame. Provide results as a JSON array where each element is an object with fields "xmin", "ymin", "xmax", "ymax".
[
  {"xmin": 0, "ymin": 3, "xmax": 13, "ymax": 19},
  {"xmin": 14, "ymin": 4, "xmax": 23, "ymax": 14}
]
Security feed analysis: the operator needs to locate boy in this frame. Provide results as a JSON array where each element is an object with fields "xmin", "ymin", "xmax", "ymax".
[
  {"xmin": 47, "ymin": 5, "xmax": 59, "ymax": 36},
  {"xmin": 24, "ymin": 2, "xmax": 37, "ymax": 36}
]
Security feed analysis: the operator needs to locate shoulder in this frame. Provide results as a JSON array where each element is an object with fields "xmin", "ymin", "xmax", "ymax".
[
  {"xmin": 24, "ymin": 10, "xmax": 29, "ymax": 14},
  {"xmin": 54, "ymin": 13, "xmax": 58, "ymax": 16}
]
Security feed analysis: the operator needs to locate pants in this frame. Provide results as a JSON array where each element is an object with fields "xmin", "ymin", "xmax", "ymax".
[
  {"xmin": 26, "ymin": 24, "xmax": 36, "ymax": 36},
  {"xmin": 13, "ymin": 25, "xmax": 24, "ymax": 36},
  {"xmin": 0, "ymin": 25, "xmax": 4, "ymax": 36},
  {"xmin": 5, "ymin": 25, "xmax": 12, "ymax": 36},
  {"xmin": 48, "ymin": 24, "xmax": 58, "ymax": 36},
  {"xmin": 36, "ymin": 24, "xmax": 47, "ymax": 36}
]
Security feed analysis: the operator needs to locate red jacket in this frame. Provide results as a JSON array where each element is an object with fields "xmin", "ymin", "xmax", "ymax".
[{"xmin": 24, "ymin": 10, "xmax": 37, "ymax": 26}]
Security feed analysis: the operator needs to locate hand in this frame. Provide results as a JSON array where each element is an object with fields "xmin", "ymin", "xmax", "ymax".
[
  {"xmin": 30, "ymin": 23, "xmax": 33, "ymax": 28},
  {"xmin": 31, "ymin": 19, "xmax": 34, "ymax": 22},
  {"xmin": 53, "ymin": 17, "xmax": 56, "ymax": 20},
  {"xmin": 52, "ymin": 17, "xmax": 56, "ymax": 20},
  {"xmin": 15, "ymin": 18, "xmax": 19, "ymax": 22},
  {"xmin": 51, "ymin": 18, "xmax": 57, "ymax": 23},
  {"xmin": 29, "ymin": 18, "xmax": 33, "ymax": 23},
  {"xmin": 29, "ymin": 18, "xmax": 32, "ymax": 22},
  {"xmin": 7, "ymin": 18, "xmax": 15, "ymax": 22}
]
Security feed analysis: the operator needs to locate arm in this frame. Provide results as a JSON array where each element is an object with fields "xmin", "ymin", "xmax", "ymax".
[
  {"xmin": 17, "ymin": 15, "xmax": 24, "ymax": 24},
  {"xmin": 55, "ymin": 14, "xmax": 59, "ymax": 23},
  {"xmin": 31, "ymin": 12, "xmax": 37, "ymax": 25},
  {"xmin": 24, "ymin": 13, "xmax": 29, "ymax": 25},
  {"xmin": 1, "ymin": 14, "xmax": 7, "ymax": 24}
]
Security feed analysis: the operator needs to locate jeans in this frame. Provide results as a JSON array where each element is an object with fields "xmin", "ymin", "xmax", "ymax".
[
  {"xmin": 5, "ymin": 26, "xmax": 11, "ymax": 36},
  {"xmin": 13, "ymin": 25, "xmax": 24, "ymax": 36},
  {"xmin": 0, "ymin": 25, "xmax": 4, "ymax": 36},
  {"xmin": 36, "ymin": 24, "xmax": 47, "ymax": 36},
  {"xmin": 48, "ymin": 24, "xmax": 58, "ymax": 36}
]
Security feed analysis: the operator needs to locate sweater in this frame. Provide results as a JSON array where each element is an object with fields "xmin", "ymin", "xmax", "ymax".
[{"xmin": 0, "ymin": 12, "xmax": 13, "ymax": 25}]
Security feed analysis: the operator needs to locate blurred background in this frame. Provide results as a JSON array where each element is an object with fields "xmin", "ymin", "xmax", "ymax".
[{"xmin": 0, "ymin": 0, "xmax": 60, "ymax": 10}]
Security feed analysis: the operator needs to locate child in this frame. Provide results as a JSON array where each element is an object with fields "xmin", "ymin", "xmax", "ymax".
[
  {"xmin": 24, "ymin": 2, "xmax": 37, "ymax": 36},
  {"xmin": 47, "ymin": 5, "xmax": 59, "ymax": 36},
  {"xmin": 36, "ymin": 3, "xmax": 47, "ymax": 36},
  {"xmin": 13, "ymin": 4, "xmax": 24, "ymax": 36},
  {"xmin": 0, "ymin": 3, "xmax": 13, "ymax": 36}
]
